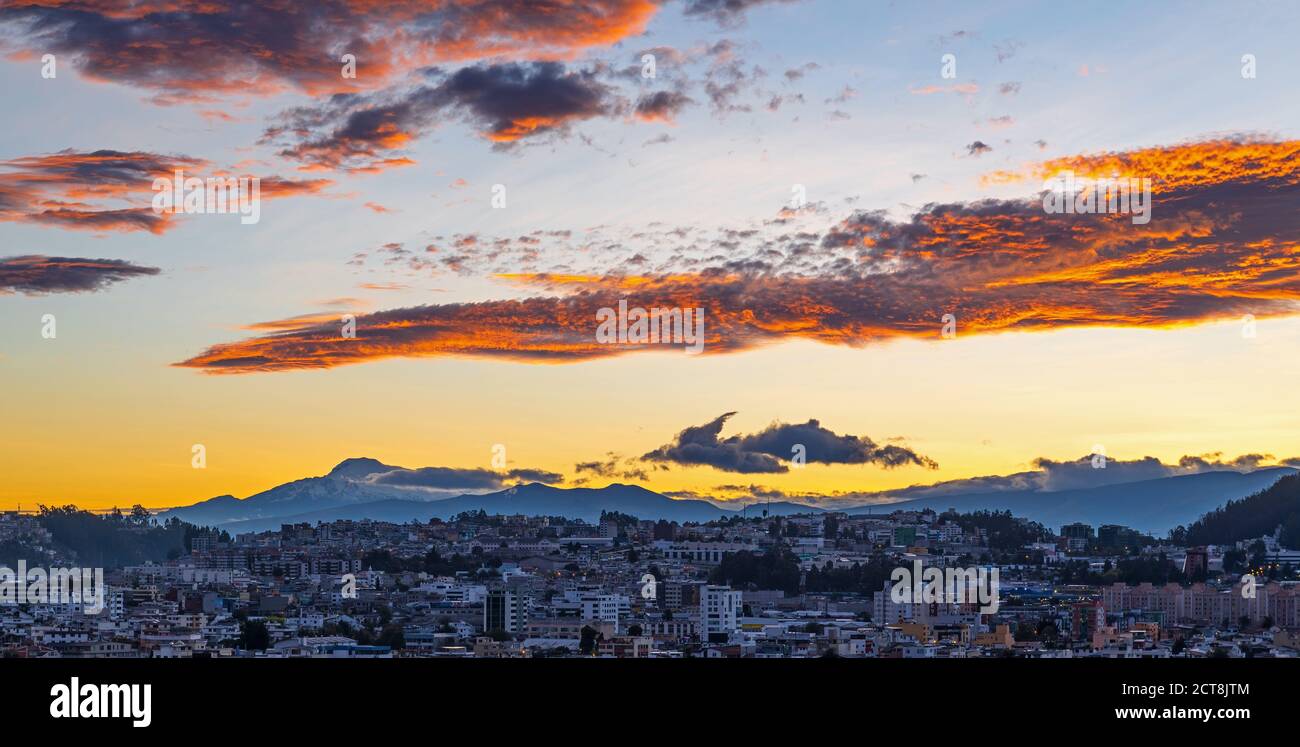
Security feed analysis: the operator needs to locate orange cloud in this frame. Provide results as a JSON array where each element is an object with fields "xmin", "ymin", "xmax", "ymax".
[
  {"xmin": 176, "ymin": 137, "xmax": 1300, "ymax": 374},
  {"xmin": 0, "ymin": 1, "xmax": 660, "ymax": 101},
  {"xmin": 0, "ymin": 150, "xmax": 332, "ymax": 234}
]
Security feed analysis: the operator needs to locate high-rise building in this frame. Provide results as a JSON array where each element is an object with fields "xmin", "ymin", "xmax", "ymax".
[
  {"xmin": 1061, "ymin": 523, "xmax": 1094, "ymax": 541},
  {"xmin": 1183, "ymin": 547, "xmax": 1209, "ymax": 578},
  {"xmin": 1098, "ymin": 524, "xmax": 1141, "ymax": 550},
  {"xmin": 701, "ymin": 585, "xmax": 742, "ymax": 642},
  {"xmin": 484, "ymin": 590, "xmax": 529, "ymax": 634}
]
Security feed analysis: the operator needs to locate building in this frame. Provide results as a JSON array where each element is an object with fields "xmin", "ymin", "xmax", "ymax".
[
  {"xmin": 1061, "ymin": 523, "xmax": 1094, "ymax": 552},
  {"xmin": 653, "ymin": 541, "xmax": 750, "ymax": 565},
  {"xmin": 1071, "ymin": 599, "xmax": 1105, "ymax": 641},
  {"xmin": 1183, "ymin": 547, "xmax": 1209, "ymax": 578},
  {"xmin": 1098, "ymin": 525, "xmax": 1141, "ymax": 551},
  {"xmin": 701, "ymin": 585, "xmax": 742, "ymax": 642},
  {"xmin": 1061, "ymin": 523, "xmax": 1094, "ymax": 541},
  {"xmin": 484, "ymin": 590, "xmax": 529, "ymax": 634}
]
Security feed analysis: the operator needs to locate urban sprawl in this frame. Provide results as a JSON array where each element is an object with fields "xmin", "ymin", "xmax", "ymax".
[{"xmin": 2, "ymin": 506, "xmax": 1299, "ymax": 658}]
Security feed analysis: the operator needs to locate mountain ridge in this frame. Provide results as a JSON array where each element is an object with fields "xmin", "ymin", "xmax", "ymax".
[{"xmin": 158, "ymin": 458, "xmax": 1298, "ymax": 536}]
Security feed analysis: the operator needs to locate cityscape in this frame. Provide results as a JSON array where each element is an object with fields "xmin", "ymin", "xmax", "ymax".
[{"xmin": 3, "ymin": 464, "xmax": 1299, "ymax": 658}]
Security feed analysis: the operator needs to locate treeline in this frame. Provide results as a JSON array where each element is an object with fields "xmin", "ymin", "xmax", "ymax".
[
  {"xmin": 804, "ymin": 555, "xmax": 898, "ymax": 595},
  {"xmin": 940, "ymin": 510, "xmax": 1052, "ymax": 552},
  {"xmin": 709, "ymin": 549, "xmax": 802, "ymax": 595},
  {"xmin": 1177, "ymin": 473, "xmax": 1300, "ymax": 549},
  {"xmin": 1057, "ymin": 555, "xmax": 1187, "ymax": 585},
  {"xmin": 709, "ymin": 549, "xmax": 907, "ymax": 596},
  {"xmin": 33, "ymin": 505, "xmax": 204, "ymax": 567}
]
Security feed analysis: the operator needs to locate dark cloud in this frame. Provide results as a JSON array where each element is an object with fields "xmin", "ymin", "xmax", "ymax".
[
  {"xmin": 265, "ymin": 62, "xmax": 622, "ymax": 171},
  {"xmin": 737, "ymin": 418, "xmax": 937, "ymax": 469},
  {"xmin": 966, "ymin": 140, "xmax": 993, "ymax": 156},
  {"xmin": 634, "ymin": 90, "xmax": 694, "ymax": 122},
  {"xmin": 0, "ymin": 1, "xmax": 659, "ymax": 103},
  {"xmin": 0, "ymin": 255, "xmax": 160, "ymax": 295},
  {"xmin": 1032, "ymin": 455, "xmax": 1180, "ymax": 492},
  {"xmin": 640, "ymin": 412, "xmax": 933, "ymax": 474},
  {"xmin": 642, "ymin": 413, "xmax": 786, "ymax": 473},
  {"xmin": 502, "ymin": 468, "xmax": 566, "ymax": 484},
  {"xmin": 574, "ymin": 453, "xmax": 652, "ymax": 483},
  {"xmin": 0, "ymin": 149, "xmax": 331, "ymax": 233},
  {"xmin": 783, "ymin": 62, "xmax": 819, "ymax": 82},
  {"xmin": 682, "ymin": 0, "xmax": 799, "ymax": 25},
  {"xmin": 370, "ymin": 465, "xmax": 563, "ymax": 490},
  {"xmin": 1175, "ymin": 452, "xmax": 1277, "ymax": 474}
]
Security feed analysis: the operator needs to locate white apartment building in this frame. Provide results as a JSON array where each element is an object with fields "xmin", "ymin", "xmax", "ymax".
[
  {"xmin": 701, "ymin": 585, "xmax": 741, "ymax": 641},
  {"xmin": 553, "ymin": 590, "xmax": 628, "ymax": 631}
]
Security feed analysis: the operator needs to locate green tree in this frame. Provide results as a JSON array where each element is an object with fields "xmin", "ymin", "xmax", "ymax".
[{"xmin": 240, "ymin": 620, "xmax": 270, "ymax": 651}]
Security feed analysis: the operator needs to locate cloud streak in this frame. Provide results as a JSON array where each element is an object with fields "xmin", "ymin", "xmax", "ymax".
[
  {"xmin": 264, "ymin": 62, "xmax": 623, "ymax": 171},
  {"xmin": 369, "ymin": 465, "xmax": 564, "ymax": 490},
  {"xmin": 0, "ymin": 1, "xmax": 660, "ymax": 103},
  {"xmin": 0, "ymin": 255, "xmax": 160, "ymax": 295},
  {"xmin": 0, "ymin": 150, "xmax": 332, "ymax": 233},
  {"xmin": 176, "ymin": 137, "xmax": 1300, "ymax": 373}
]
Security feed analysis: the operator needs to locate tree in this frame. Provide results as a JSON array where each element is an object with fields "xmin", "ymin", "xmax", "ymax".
[
  {"xmin": 1184, "ymin": 473, "xmax": 1300, "ymax": 549},
  {"xmin": 823, "ymin": 515, "xmax": 839, "ymax": 540},
  {"xmin": 240, "ymin": 620, "xmax": 270, "ymax": 651},
  {"xmin": 1223, "ymin": 549, "xmax": 1247, "ymax": 574},
  {"xmin": 376, "ymin": 624, "xmax": 405, "ymax": 650},
  {"xmin": 578, "ymin": 625, "xmax": 602, "ymax": 656},
  {"xmin": 1015, "ymin": 621, "xmax": 1039, "ymax": 642},
  {"xmin": 1171, "ymin": 637, "xmax": 1186, "ymax": 655},
  {"xmin": 709, "ymin": 548, "xmax": 802, "ymax": 594}
]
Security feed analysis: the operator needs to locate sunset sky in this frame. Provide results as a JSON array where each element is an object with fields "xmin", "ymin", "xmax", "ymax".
[{"xmin": 2, "ymin": 0, "xmax": 1300, "ymax": 511}]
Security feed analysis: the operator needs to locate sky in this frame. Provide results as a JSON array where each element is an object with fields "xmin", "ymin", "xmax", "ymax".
[{"xmin": 2, "ymin": 0, "xmax": 1300, "ymax": 511}]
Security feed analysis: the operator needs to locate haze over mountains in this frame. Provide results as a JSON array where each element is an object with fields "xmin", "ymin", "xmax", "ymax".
[
  {"xmin": 156, "ymin": 457, "xmax": 1298, "ymax": 536},
  {"xmin": 843, "ymin": 468, "xmax": 1295, "ymax": 534}
]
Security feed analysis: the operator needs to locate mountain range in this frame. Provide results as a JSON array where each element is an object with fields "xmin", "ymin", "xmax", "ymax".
[
  {"xmin": 157, "ymin": 458, "xmax": 1297, "ymax": 536},
  {"xmin": 843, "ymin": 467, "xmax": 1296, "ymax": 534}
]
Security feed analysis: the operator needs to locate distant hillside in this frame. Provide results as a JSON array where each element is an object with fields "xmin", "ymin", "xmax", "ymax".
[
  {"xmin": 161, "ymin": 468, "xmax": 825, "ymax": 535},
  {"xmin": 157, "ymin": 458, "xmax": 1297, "ymax": 537},
  {"xmin": 19, "ymin": 506, "xmax": 198, "ymax": 567},
  {"xmin": 159, "ymin": 458, "xmax": 423, "ymax": 527},
  {"xmin": 1183, "ymin": 472, "xmax": 1300, "ymax": 548},
  {"xmin": 844, "ymin": 468, "xmax": 1296, "ymax": 535}
]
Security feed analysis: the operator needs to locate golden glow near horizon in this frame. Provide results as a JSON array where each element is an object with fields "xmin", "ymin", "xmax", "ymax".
[{"xmin": 3, "ymin": 316, "xmax": 1298, "ymax": 511}]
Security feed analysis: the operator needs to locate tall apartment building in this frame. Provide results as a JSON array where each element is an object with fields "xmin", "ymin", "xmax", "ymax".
[
  {"xmin": 701, "ymin": 585, "xmax": 742, "ymax": 642},
  {"xmin": 484, "ymin": 590, "xmax": 529, "ymax": 634}
]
